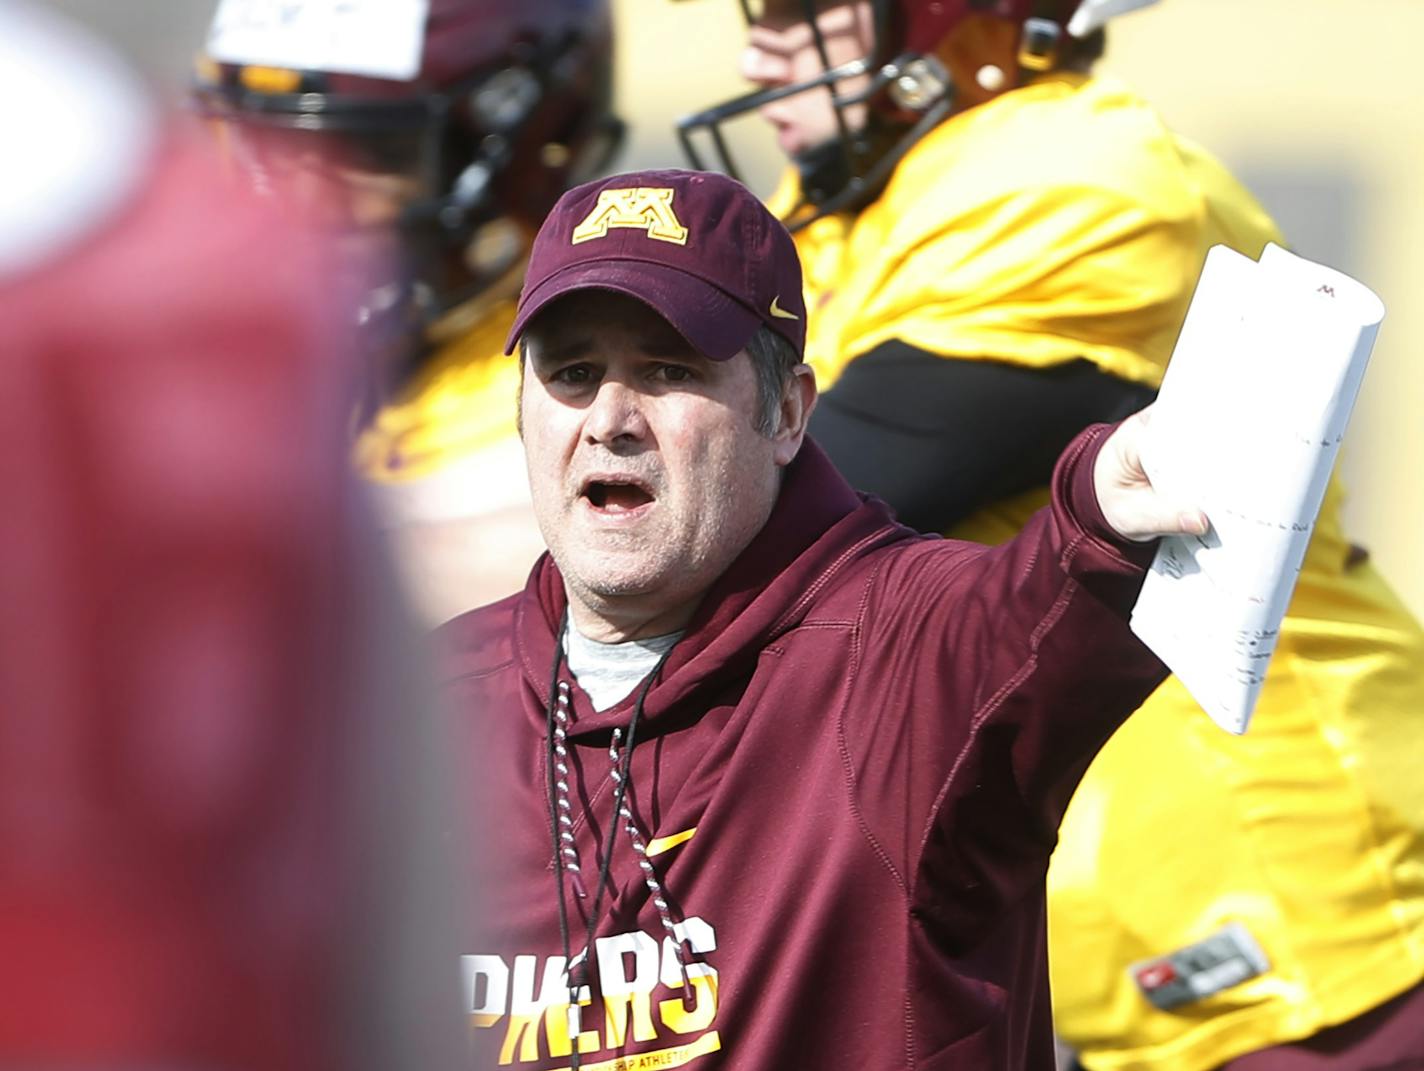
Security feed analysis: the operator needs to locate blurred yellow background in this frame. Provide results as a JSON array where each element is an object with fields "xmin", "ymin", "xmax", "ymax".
[
  {"xmin": 52, "ymin": 0, "xmax": 1424, "ymax": 617},
  {"xmin": 1107, "ymin": 0, "xmax": 1424, "ymax": 622},
  {"xmin": 613, "ymin": 0, "xmax": 1424, "ymax": 620}
]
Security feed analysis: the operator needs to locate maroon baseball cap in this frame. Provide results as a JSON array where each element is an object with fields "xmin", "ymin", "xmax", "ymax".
[{"xmin": 504, "ymin": 168, "xmax": 806, "ymax": 361}]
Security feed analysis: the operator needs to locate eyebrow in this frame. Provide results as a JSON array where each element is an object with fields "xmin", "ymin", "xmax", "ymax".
[{"xmin": 527, "ymin": 336, "xmax": 593, "ymax": 365}]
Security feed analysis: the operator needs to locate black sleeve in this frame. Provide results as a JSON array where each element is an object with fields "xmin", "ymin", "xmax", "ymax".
[{"xmin": 808, "ymin": 339, "xmax": 1156, "ymax": 534}]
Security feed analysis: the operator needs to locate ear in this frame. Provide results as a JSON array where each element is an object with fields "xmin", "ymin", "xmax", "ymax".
[{"xmin": 772, "ymin": 363, "xmax": 818, "ymax": 467}]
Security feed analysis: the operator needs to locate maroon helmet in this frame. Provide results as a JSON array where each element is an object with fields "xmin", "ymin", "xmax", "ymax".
[
  {"xmin": 678, "ymin": 0, "xmax": 1156, "ymax": 227},
  {"xmin": 194, "ymin": 0, "xmax": 622, "ymax": 363}
]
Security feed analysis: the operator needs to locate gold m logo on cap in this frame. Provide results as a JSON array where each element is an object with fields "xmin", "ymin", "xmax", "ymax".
[{"xmin": 571, "ymin": 187, "xmax": 689, "ymax": 246}]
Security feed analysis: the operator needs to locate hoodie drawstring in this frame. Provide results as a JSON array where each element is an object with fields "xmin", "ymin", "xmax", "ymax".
[
  {"xmin": 545, "ymin": 630, "xmax": 684, "ymax": 1069},
  {"xmin": 552, "ymin": 681, "xmax": 587, "ymax": 900},
  {"xmin": 610, "ymin": 722, "xmax": 697, "ymax": 1004},
  {"xmin": 544, "ymin": 617, "xmax": 577, "ymax": 1032}
]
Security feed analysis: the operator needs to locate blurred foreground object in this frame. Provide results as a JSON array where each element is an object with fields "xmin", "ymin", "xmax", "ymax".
[
  {"xmin": 193, "ymin": 0, "xmax": 623, "ymax": 624},
  {"xmin": 0, "ymin": 5, "xmax": 465, "ymax": 1068}
]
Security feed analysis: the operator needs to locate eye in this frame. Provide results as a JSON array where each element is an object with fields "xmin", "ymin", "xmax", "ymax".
[
  {"xmin": 654, "ymin": 363, "xmax": 696, "ymax": 383},
  {"xmin": 552, "ymin": 363, "xmax": 595, "ymax": 385}
]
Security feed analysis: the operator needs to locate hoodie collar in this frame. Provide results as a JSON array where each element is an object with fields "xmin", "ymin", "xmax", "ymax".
[{"xmin": 513, "ymin": 438, "xmax": 905, "ymax": 736}]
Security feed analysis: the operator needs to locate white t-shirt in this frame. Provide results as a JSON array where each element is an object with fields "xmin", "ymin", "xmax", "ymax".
[{"xmin": 563, "ymin": 623, "xmax": 682, "ymax": 712}]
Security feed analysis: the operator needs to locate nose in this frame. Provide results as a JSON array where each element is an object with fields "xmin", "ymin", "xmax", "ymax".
[
  {"xmin": 583, "ymin": 378, "xmax": 649, "ymax": 449},
  {"xmin": 740, "ymin": 41, "xmax": 791, "ymax": 87}
]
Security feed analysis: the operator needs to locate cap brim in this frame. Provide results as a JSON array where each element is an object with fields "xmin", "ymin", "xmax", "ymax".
[{"xmin": 504, "ymin": 259, "xmax": 763, "ymax": 362}]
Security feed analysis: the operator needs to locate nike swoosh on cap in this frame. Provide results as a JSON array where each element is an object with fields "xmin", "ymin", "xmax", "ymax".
[{"xmin": 769, "ymin": 296, "xmax": 799, "ymax": 320}]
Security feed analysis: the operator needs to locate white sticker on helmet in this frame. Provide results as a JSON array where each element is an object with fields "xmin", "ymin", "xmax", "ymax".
[
  {"xmin": 207, "ymin": 0, "xmax": 431, "ymax": 82},
  {"xmin": 1065, "ymin": 0, "xmax": 1161, "ymax": 38}
]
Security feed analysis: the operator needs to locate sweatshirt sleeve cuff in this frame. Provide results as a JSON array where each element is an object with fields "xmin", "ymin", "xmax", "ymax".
[{"xmin": 1054, "ymin": 422, "xmax": 1159, "ymax": 573}]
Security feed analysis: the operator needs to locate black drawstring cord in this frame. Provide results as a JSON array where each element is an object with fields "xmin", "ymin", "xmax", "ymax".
[{"xmin": 552, "ymin": 636, "xmax": 676, "ymax": 1071}]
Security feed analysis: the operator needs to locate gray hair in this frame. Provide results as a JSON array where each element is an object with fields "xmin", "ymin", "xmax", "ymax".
[{"xmin": 744, "ymin": 325, "xmax": 801, "ymax": 436}]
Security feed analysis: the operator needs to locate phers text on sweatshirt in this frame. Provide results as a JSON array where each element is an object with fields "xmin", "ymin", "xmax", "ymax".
[{"xmin": 465, "ymin": 917, "xmax": 721, "ymax": 1068}]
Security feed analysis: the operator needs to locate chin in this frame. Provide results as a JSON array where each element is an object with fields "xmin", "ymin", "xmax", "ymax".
[
  {"xmin": 583, "ymin": 572, "xmax": 659, "ymax": 598},
  {"xmin": 562, "ymin": 556, "xmax": 667, "ymax": 601}
]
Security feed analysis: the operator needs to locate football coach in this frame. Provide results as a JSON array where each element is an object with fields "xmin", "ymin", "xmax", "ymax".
[{"xmin": 441, "ymin": 168, "xmax": 1205, "ymax": 1071}]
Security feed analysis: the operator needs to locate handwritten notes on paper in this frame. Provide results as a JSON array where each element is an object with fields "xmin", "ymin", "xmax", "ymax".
[
  {"xmin": 1129, "ymin": 243, "xmax": 1384, "ymax": 734},
  {"xmin": 207, "ymin": 0, "xmax": 431, "ymax": 82}
]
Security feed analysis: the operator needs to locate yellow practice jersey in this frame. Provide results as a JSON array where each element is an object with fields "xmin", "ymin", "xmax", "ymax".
[
  {"xmin": 790, "ymin": 72, "xmax": 1424, "ymax": 1071},
  {"xmin": 354, "ymin": 299, "xmax": 526, "ymax": 519},
  {"xmin": 353, "ymin": 300, "xmax": 545, "ymax": 623}
]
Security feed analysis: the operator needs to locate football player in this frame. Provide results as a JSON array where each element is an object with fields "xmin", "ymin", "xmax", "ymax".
[
  {"xmin": 680, "ymin": 1, "xmax": 1424, "ymax": 1068},
  {"xmin": 195, "ymin": 0, "xmax": 623, "ymax": 624}
]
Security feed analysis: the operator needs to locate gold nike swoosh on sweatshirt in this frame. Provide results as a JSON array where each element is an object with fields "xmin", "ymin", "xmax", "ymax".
[{"xmin": 646, "ymin": 827, "xmax": 698, "ymax": 858}]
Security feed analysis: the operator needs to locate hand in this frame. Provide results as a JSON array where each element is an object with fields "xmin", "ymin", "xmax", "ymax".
[{"xmin": 1094, "ymin": 406, "xmax": 1209, "ymax": 543}]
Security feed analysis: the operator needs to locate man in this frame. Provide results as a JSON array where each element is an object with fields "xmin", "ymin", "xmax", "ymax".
[
  {"xmin": 0, "ymin": 5, "xmax": 464, "ymax": 1066},
  {"xmin": 680, "ymin": 1, "xmax": 1424, "ymax": 1068},
  {"xmin": 444, "ymin": 166, "xmax": 1207, "ymax": 1070},
  {"xmin": 194, "ymin": 0, "xmax": 622, "ymax": 624}
]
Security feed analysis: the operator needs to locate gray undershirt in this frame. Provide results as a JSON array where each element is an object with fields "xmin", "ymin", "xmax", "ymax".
[{"xmin": 563, "ymin": 622, "xmax": 683, "ymax": 712}]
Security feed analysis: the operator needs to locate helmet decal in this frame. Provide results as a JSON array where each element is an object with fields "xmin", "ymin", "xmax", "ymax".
[{"xmin": 207, "ymin": 0, "xmax": 431, "ymax": 82}]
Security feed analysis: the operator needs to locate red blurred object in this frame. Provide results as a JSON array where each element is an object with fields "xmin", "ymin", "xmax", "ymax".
[
  {"xmin": 1135, "ymin": 962, "xmax": 1179, "ymax": 991},
  {"xmin": 891, "ymin": 0, "xmax": 1081, "ymax": 56},
  {"xmin": 0, "ymin": 120, "xmax": 376, "ymax": 1071}
]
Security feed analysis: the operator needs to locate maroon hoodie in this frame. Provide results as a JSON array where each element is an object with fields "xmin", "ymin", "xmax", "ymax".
[{"xmin": 439, "ymin": 424, "xmax": 1166, "ymax": 1071}]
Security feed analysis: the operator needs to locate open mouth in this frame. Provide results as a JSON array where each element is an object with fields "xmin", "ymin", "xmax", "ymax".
[{"xmin": 583, "ymin": 478, "xmax": 655, "ymax": 513}]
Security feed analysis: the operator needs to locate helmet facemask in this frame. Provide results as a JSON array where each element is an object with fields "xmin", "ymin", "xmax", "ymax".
[{"xmin": 678, "ymin": 0, "xmax": 954, "ymax": 229}]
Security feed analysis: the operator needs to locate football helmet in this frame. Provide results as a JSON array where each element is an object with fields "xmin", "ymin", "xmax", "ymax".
[
  {"xmin": 194, "ymin": 0, "xmax": 622, "ymax": 377},
  {"xmin": 678, "ymin": 0, "xmax": 1157, "ymax": 226}
]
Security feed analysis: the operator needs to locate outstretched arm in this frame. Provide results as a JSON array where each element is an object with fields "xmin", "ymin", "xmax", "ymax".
[{"xmin": 846, "ymin": 419, "xmax": 1180, "ymax": 950}]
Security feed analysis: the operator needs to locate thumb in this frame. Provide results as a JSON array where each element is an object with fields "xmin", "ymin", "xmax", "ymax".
[{"xmin": 1113, "ymin": 502, "xmax": 1210, "ymax": 543}]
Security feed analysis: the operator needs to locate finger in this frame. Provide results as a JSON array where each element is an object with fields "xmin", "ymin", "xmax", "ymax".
[
  {"xmin": 1174, "ymin": 509, "xmax": 1209, "ymax": 537},
  {"xmin": 1115, "ymin": 504, "xmax": 1210, "ymax": 543}
]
